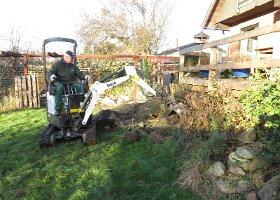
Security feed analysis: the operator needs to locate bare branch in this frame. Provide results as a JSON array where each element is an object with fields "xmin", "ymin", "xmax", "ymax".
[{"xmin": 78, "ymin": 0, "xmax": 172, "ymax": 55}]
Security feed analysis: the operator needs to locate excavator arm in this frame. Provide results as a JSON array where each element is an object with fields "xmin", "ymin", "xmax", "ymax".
[{"xmin": 81, "ymin": 66, "xmax": 156, "ymax": 125}]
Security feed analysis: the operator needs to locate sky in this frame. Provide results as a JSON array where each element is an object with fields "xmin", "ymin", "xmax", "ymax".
[{"xmin": 0, "ymin": 0, "xmax": 223, "ymax": 53}]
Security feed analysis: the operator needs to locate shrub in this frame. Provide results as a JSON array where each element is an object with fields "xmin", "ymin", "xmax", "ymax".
[
  {"xmin": 241, "ymin": 70, "xmax": 280, "ymax": 130},
  {"xmin": 241, "ymin": 69, "xmax": 280, "ymax": 175}
]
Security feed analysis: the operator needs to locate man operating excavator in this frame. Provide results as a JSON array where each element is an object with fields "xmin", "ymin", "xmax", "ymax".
[{"xmin": 48, "ymin": 50, "xmax": 91, "ymax": 116}]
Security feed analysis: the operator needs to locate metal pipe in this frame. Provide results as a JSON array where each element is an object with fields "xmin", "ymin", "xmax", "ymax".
[{"xmin": 0, "ymin": 51, "xmax": 180, "ymax": 60}]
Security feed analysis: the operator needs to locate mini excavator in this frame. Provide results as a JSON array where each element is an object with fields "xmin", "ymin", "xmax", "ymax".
[{"xmin": 39, "ymin": 37, "xmax": 156, "ymax": 147}]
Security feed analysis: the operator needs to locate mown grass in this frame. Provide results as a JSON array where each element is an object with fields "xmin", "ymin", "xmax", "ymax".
[{"xmin": 0, "ymin": 109, "xmax": 200, "ymax": 200}]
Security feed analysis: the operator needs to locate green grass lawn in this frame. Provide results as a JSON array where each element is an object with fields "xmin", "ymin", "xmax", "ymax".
[{"xmin": 0, "ymin": 109, "xmax": 201, "ymax": 200}]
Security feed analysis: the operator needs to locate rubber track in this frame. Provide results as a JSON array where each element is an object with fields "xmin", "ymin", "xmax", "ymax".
[{"xmin": 39, "ymin": 124, "xmax": 55, "ymax": 148}]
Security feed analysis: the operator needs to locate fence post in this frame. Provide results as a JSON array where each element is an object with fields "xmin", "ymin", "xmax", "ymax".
[
  {"xmin": 33, "ymin": 75, "xmax": 39, "ymax": 108},
  {"xmin": 179, "ymin": 55, "xmax": 185, "ymax": 84},
  {"xmin": 14, "ymin": 77, "xmax": 20, "ymax": 108},
  {"xmin": 156, "ymin": 61, "xmax": 160, "ymax": 84},
  {"xmin": 133, "ymin": 58, "xmax": 139, "ymax": 102},
  {"xmin": 160, "ymin": 60, "xmax": 164, "ymax": 84},
  {"xmin": 208, "ymin": 47, "xmax": 221, "ymax": 90},
  {"xmin": 273, "ymin": 32, "xmax": 280, "ymax": 59},
  {"xmin": 26, "ymin": 75, "xmax": 31, "ymax": 107}
]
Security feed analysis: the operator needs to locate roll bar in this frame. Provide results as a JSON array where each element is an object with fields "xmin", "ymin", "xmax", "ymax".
[{"xmin": 42, "ymin": 37, "xmax": 78, "ymax": 87}]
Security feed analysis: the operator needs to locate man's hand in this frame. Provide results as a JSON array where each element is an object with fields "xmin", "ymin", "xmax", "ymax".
[
  {"xmin": 50, "ymin": 74, "xmax": 57, "ymax": 82},
  {"xmin": 85, "ymin": 75, "xmax": 91, "ymax": 81}
]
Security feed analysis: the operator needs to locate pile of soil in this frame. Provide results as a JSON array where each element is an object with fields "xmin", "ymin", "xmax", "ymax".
[{"xmin": 96, "ymin": 89, "xmax": 245, "ymax": 136}]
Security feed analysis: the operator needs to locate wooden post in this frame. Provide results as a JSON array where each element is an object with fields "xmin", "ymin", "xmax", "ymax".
[
  {"xmin": 160, "ymin": 60, "xmax": 164, "ymax": 84},
  {"xmin": 133, "ymin": 58, "xmax": 139, "ymax": 102},
  {"xmin": 152, "ymin": 62, "xmax": 156, "ymax": 85},
  {"xmin": 28, "ymin": 75, "xmax": 34, "ymax": 108},
  {"xmin": 216, "ymin": 48, "xmax": 223, "ymax": 77},
  {"xmin": 179, "ymin": 55, "xmax": 185, "ymax": 84},
  {"xmin": 33, "ymin": 75, "xmax": 39, "ymax": 108},
  {"xmin": 157, "ymin": 62, "xmax": 161, "ymax": 84},
  {"xmin": 23, "ymin": 63, "xmax": 29, "ymax": 76},
  {"xmin": 273, "ymin": 32, "xmax": 280, "ymax": 59},
  {"xmin": 26, "ymin": 76, "xmax": 31, "ymax": 107},
  {"xmin": 198, "ymin": 50, "xmax": 202, "ymax": 65},
  {"xmin": 208, "ymin": 47, "xmax": 221, "ymax": 90},
  {"xmin": 14, "ymin": 77, "xmax": 19, "ymax": 108},
  {"xmin": 20, "ymin": 76, "xmax": 24, "ymax": 108},
  {"xmin": 24, "ymin": 76, "xmax": 29, "ymax": 107}
]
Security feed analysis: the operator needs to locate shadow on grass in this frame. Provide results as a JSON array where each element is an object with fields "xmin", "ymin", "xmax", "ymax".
[
  {"xmin": 85, "ymin": 128, "xmax": 201, "ymax": 200},
  {"xmin": 0, "ymin": 109, "xmax": 200, "ymax": 200}
]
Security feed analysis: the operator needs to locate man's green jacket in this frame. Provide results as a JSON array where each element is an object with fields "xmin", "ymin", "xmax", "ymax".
[{"xmin": 48, "ymin": 59, "xmax": 86, "ymax": 84}]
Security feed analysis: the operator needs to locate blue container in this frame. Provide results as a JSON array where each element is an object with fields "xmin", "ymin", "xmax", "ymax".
[
  {"xmin": 232, "ymin": 68, "xmax": 250, "ymax": 77},
  {"xmin": 199, "ymin": 70, "xmax": 209, "ymax": 77}
]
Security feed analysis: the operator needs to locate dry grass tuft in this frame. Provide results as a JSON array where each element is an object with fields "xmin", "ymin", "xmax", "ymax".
[
  {"xmin": 0, "ymin": 94, "xmax": 17, "ymax": 112},
  {"xmin": 177, "ymin": 161, "xmax": 219, "ymax": 200}
]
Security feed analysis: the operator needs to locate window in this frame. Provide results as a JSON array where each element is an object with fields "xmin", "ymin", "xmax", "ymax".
[
  {"xmin": 247, "ymin": 37, "xmax": 257, "ymax": 52},
  {"xmin": 240, "ymin": 23, "xmax": 258, "ymax": 57},
  {"xmin": 238, "ymin": 0, "xmax": 253, "ymax": 8}
]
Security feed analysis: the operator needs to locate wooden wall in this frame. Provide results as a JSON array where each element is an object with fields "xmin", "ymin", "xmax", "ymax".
[{"xmin": 14, "ymin": 75, "xmax": 40, "ymax": 109}]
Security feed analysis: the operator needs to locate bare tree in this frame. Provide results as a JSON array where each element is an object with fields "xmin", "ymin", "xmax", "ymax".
[{"xmin": 78, "ymin": 0, "xmax": 172, "ymax": 55}]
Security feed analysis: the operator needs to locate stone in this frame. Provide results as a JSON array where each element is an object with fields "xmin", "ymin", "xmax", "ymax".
[
  {"xmin": 228, "ymin": 165, "xmax": 246, "ymax": 176},
  {"xmin": 101, "ymin": 97, "xmax": 116, "ymax": 106},
  {"xmin": 119, "ymin": 95, "xmax": 130, "ymax": 102},
  {"xmin": 206, "ymin": 161, "xmax": 226, "ymax": 177},
  {"xmin": 236, "ymin": 180, "xmax": 254, "ymax": 193},
  {"xmin": 168, "ymin": 103, "xmax": 186, "ymax": 118},
  {"xmin": 228, "ymin": 152, "xmax": 264, "ymax": 172},
  {"xmin": 215, "ymin": 178, "xmax": 237, "ymax": 194},
  {"xmin": 228, "ymin": 152, "xmax": 249, "ymax": 165},
  {"xmin": 228, "ymin": 173, "xmax": 242, "ymax": 180},
  {"xmin": 242, "ymin": 158, "xmax": 267, "ymax": 172},
  {"xmin": 137, "ymin": 122, "xmax": 145, "ymax": 128},
  {"xmin": 252, "ymin": 172, "xmax": 265, "ymax": 188},
  {"xmin": 238, "ymin": 128, "xmax": 257, "ymax": 143},
  {"xmin": 258, "ymin": 175, "xmax": 280, "ymax": 200},
  {"xmin": 252, "ymin": 142, "xmax": 264, "ymax": 154},
  {"xmin": 236, "ymin": 146, "xmax": 256, "ymax": 160},
  {"xmin": 103, "ymin": 125, "xmax": 112, "ymax": 130},
  {"xmin": 246, "ymin": 191, "xmax": 258, "ymax": 200},
  {"xmin": 241, "ymin": 158, "xmax": 262, "ymax": 172},
  {"xmin": 240, "ymin": 158, "xmax": 261, "ymax": 172},
  {"xmin": 117, "ymin": 95, "xmax": 131, "ymax": 104}
]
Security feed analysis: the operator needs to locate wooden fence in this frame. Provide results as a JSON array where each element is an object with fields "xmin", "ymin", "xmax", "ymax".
[
  {"xmin": 14, "ymin": 75, "xmax": 40, "ymax": 109},
  {"xmin": 1, "ymin": 55, "xmax": 179, "ymax": 109},
  {"xmin": 178, "ymin": 21, "xmax": 280, "ymax": 90}
]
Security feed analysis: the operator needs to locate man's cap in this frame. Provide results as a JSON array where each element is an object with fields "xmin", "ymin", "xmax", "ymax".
[{"xmin": 65, "ymin": 50, "xmax": 74, "ymax": 57}]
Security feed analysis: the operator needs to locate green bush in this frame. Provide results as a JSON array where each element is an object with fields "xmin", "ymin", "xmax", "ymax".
[
  {"xmin": 241, "ymin": 70, "xmax": 280, "ymax": 168},
  {"xmin": 241, "ymin": 70, "xmax": 280, "ymax": 130}
]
